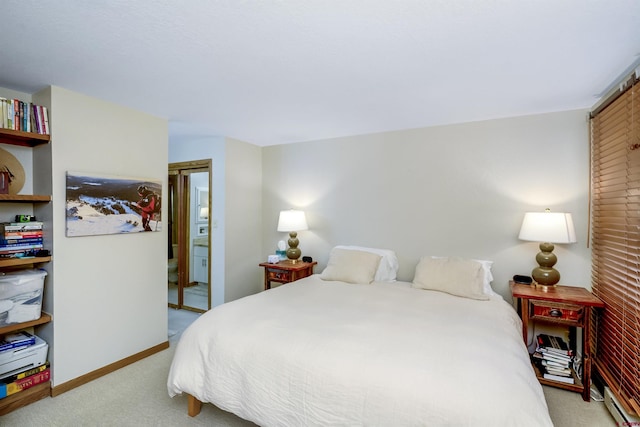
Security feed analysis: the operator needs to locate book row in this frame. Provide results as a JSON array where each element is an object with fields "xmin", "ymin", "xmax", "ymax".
[
  {"xmin": 0, "ymin": 98, "xmax": 49, "ymax": 135},
  {"xmin": 0, "ymin": 222, "xmax": 44, "ymax": 232},
  {"xmin": 0, "ymin": 364, "xmax": 50, "ymax": 399},
  {"xmin": 0, "ymin": 223, "xmax": 45, "ymax": 256}
]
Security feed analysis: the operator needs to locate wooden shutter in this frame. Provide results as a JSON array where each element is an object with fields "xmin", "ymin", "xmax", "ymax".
[{"xmin": 591, "ymin": 77, "xmax": 640, "ymax": 415}]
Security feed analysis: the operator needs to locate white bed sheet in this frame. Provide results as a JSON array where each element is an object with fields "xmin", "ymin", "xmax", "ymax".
[{"xmin": 168, "ymin": 275, "xmax": 552, "ymax": 426}]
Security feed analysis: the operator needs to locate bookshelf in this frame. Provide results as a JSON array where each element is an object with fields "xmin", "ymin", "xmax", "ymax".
[
  {"xmin": 0, "ymin": 128, "xmax": 49, "ymax": 148},
  {"xmin": 0, "ymin": 126, "xmax": 52, "ymax": 413}
]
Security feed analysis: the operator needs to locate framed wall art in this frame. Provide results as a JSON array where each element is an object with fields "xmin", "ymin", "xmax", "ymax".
[{"xmin": 65, "ymin": 171, "xmax": 162, "ymax": 237}]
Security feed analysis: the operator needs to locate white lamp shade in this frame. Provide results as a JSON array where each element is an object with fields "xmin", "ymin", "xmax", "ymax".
[
  {"xmin": 277, "ymin": 210, "xmax": 308, "ymax": 232},
  {"xmin": 519, "ymin": 212, "xmax": 576, "ymax": 244}
]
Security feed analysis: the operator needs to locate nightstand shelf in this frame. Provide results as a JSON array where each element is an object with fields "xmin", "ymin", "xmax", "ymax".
[{"xmin": 510, "ymin": 281, "xmax": 604, "ymax": 401}]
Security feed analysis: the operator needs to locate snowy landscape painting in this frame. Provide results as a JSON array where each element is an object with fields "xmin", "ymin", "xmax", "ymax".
[{"xmin": 66, "ymin": 172, "xmax": 162, "ymax": 237}]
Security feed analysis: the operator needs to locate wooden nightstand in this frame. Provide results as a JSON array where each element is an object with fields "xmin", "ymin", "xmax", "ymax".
[
  {"xmin": 259, "ymin": 260, "xmax": 317, "ymax": 290},
  {"xmin": 510, "ymin": 281, "xmax": 604, "ymax": 402}
]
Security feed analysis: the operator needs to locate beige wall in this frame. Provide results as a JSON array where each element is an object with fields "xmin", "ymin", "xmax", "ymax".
[
  {"xmin": 262, "ymin": 110, "xmax": 591, "ymax": 299},
  {"xmin": 43, "ymin": 86, "xmax": 168, "ymax": 386}
]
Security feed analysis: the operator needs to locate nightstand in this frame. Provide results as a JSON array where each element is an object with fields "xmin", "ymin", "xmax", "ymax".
[
  {"xmin": 510, "ymin": 281, "xmax": 604, "ymax": 401},
  {"xmin": 259, "ymin": 260, "xmax": 317, "ymax": 290}
]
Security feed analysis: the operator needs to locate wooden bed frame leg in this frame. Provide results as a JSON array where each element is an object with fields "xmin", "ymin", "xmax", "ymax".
[{"xmin": 187, "ymin": 393, "xmax": 202, "ymax": 417}]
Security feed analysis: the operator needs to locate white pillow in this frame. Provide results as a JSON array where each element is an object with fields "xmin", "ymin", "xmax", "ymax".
[
  {"xmin": 412, "ymin": 256, "xmax": 489, "ymax": 300},
  {"xmin": 320, "ymin": 248, "xmax": 382, "ymax": 284},
  {"xmin": 430, "ymin": 256, "xmax": 496, "ymax": 296},
  {"xmin": 334, "ymin": 245, "xmax": 399, "ymax": 282}
]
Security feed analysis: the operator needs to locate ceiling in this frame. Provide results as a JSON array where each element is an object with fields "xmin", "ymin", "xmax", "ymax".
[{"xmin": 1, "ymin": 1, "xmax": 639, "ymax": 147}]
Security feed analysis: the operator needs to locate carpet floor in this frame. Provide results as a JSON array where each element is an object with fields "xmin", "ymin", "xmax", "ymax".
[{"xmin": 1, "ymin": 308, "xmax": 618, "ymax": 426}]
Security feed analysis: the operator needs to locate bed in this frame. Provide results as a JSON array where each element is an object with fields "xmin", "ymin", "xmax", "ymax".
[{"xmin": 167, "ymin": 248, "xmax": 553, "ymax": 426}]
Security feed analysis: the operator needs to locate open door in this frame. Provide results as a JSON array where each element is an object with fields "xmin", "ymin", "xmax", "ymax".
[{"xmin": 168, "ymin": 160, "xmax": 211, "ymax": 312}]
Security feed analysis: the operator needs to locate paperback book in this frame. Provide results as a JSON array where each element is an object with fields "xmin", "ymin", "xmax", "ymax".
[{"xmin": 0, "ymin": 368, "xmax": 50, "ymax": 399}]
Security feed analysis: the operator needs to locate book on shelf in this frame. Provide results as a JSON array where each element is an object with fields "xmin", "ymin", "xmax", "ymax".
[
  {"xmin": 543, "ymin": 364, "xmax": 572, "ymax": 377},
  {"xmin": 532, "ymin": 351, "xmax": 571, "ymax": 366},
  {"xmin": 42, "ymin": 106, "xmax": 49, "ymax": 135},
  {"xmin": 541, "ymin": 359, "xmax": 571, "ymax": 371},
  {"xmin": 0, "ymin": 332, "xmax": 36, "ymax": 353},
  {"xmin": 0, "ymin": 97, "xmax": 5, "ymax": 128},
  {"xmin": 0, "ymin": 361, "xmax": 49, "ymax": 385},
  {"xmin": 543, "ymin": 372, "xmax": 575, "ymax": 384},
  {"xmin": 0, "ymin": 232, "xmax": 44, "ymax": 240},
  {"xmin": 0, "ymin": 368, "xmax": 50, "ymax": 399},
  {"xmin": 536, "ymin": 333, "xmax": 574, "ymax": 357},
  {"xmin": 0, "ymin": 243, "xmax": 43, "ymax": 252},
  {"xmin": 0, "ymin": 241, "xmax": 44, "ymax": 249},
  {"xmin": 537, "ymin": 350, "xmax": 571, "ymax": 364},
  {"xmin": 0, "ymin": 222, "xmax": 44, "ymax": 232},
  {"xmin": 0, "ymin": 237, "xmax": 44, "ymax": 246}
]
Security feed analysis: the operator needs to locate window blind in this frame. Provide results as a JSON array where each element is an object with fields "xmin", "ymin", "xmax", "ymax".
[{"xmin": 591, "ymin": 76, "xmax": 640, "ymax": 416}]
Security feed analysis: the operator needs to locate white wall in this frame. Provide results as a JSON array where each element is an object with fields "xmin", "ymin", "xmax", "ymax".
[
  {"xmin": 168, "ymin": 136, "xmax": 263, "ymax": 305},
  {"xmin": 224, "ymin": 137, "xmax": 262, "ymax": 302},
  {"xmin": 262, "ymin": 110, "xmax": 591, "ymax": 299},
  {"xmin": 169, "ymin": 136, "xmax": 225, "ymax": 306},
  {"xmin": 44, "ymin": 86, "xmax": 168, "ymax": 386}
]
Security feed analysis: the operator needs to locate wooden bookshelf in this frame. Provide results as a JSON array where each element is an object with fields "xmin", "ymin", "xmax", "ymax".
[
  {"xmin": 0, "ymin": 312, "xmax": 51, "ymax": 336},
  {"xmin": 0, "ymin": 121, "xmax": 53, "ymax": 414},
  {"xmin": 0, "ymin": 381, "xmax": 51, "ymax": 415},
  {"xmin": 0, "ymin": 194, "xmax": 51, "ymax": 203},
  {"xmin": 0, "ymin": 256, "xmax": 51, "ymax": 269},
  {"xmin": 0, "ymin": 128, "xmax": 49, "ymax": 147}
]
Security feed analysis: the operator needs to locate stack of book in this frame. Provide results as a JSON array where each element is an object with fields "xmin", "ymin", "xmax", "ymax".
[
  {"xmin": 532, "ymin": 333, "xmax": 575, "ymax": 384},
  {"xmin": 0, "ymin": 98, "xmax": 49, "ymax": 135},
  {"xmin": 0, "ymin": 332, "xmax": 50, "ymax": 399},
  {"xmin": 0, "ymin": 222, "xmax": 44, "ymax": 258}
]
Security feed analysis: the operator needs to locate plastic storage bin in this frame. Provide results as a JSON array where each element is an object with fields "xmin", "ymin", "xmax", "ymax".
[{"xmin": 0, "ymin": 269, "xmax": 47, "ymax": 326}]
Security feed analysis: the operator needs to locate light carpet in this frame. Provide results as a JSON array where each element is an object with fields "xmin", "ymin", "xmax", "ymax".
[{"xmin": 1, "ymin": 308, "xmax": 618, "ymax": 426}]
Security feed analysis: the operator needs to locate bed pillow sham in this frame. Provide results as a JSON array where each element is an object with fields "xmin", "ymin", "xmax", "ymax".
[
  {"xmin": 429, "ymin": 256, "xmax": 496, "ymax": 296},
  {"xmin": 320, "ymin": 248, "xmax": 382, "ymax": 284},
  {"xmin": 412, "ymin": 256, "xmax": 489, "ymax": 300},
  {"xmin": 334, "ymin": 245, "xmax": 399, "ymax": 282}
]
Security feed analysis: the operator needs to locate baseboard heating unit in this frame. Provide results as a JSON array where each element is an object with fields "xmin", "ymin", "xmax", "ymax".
[{"xmin": 604, "ymin": 386, "xmax": 640, "ymax": 424}]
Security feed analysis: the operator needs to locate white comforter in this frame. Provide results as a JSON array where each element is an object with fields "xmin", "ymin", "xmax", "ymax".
[{"xmin": 168, "ymin": 275, "xmax": 552, "ymax": 427}]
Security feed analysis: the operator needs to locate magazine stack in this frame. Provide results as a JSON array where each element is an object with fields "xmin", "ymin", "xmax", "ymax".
[{"xmin": 532, "ymin": 333, "xmax": 576, "ymax": 384}]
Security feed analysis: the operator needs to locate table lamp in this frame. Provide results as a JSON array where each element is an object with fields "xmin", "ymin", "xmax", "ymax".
[
  {"xmin": 277, "ymin": 209, "xmax": 308, "ymax": 263},
  {"xmin": 518, "ymin": 209, "xmax": 576, "ymax": 291}
]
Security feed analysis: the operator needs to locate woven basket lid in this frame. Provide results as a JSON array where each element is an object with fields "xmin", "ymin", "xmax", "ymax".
[{"xmin": 0, "ymin": 146, "xmax": 26, "ymax": 194}]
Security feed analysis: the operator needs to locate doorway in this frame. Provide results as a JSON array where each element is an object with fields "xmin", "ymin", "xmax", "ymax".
[{"xmin": 168, "ymin": 160, "xmax": 211, "ymax": 313}]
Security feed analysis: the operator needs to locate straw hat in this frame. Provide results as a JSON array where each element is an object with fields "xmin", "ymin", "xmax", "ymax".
[{"xmin": 0, "ymin": 146, "xmax": 25, "ymax": 194}]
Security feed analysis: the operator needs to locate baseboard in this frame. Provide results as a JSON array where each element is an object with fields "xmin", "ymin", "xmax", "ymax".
[{"xmin": 51, "ymin": 340, "xmax": 170, "ymax": 397}]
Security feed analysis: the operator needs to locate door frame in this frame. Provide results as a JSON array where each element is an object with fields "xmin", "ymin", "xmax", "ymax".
[{"xmin": 168, "ymin": 159, "xmax": 212, "ymax": 312}]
